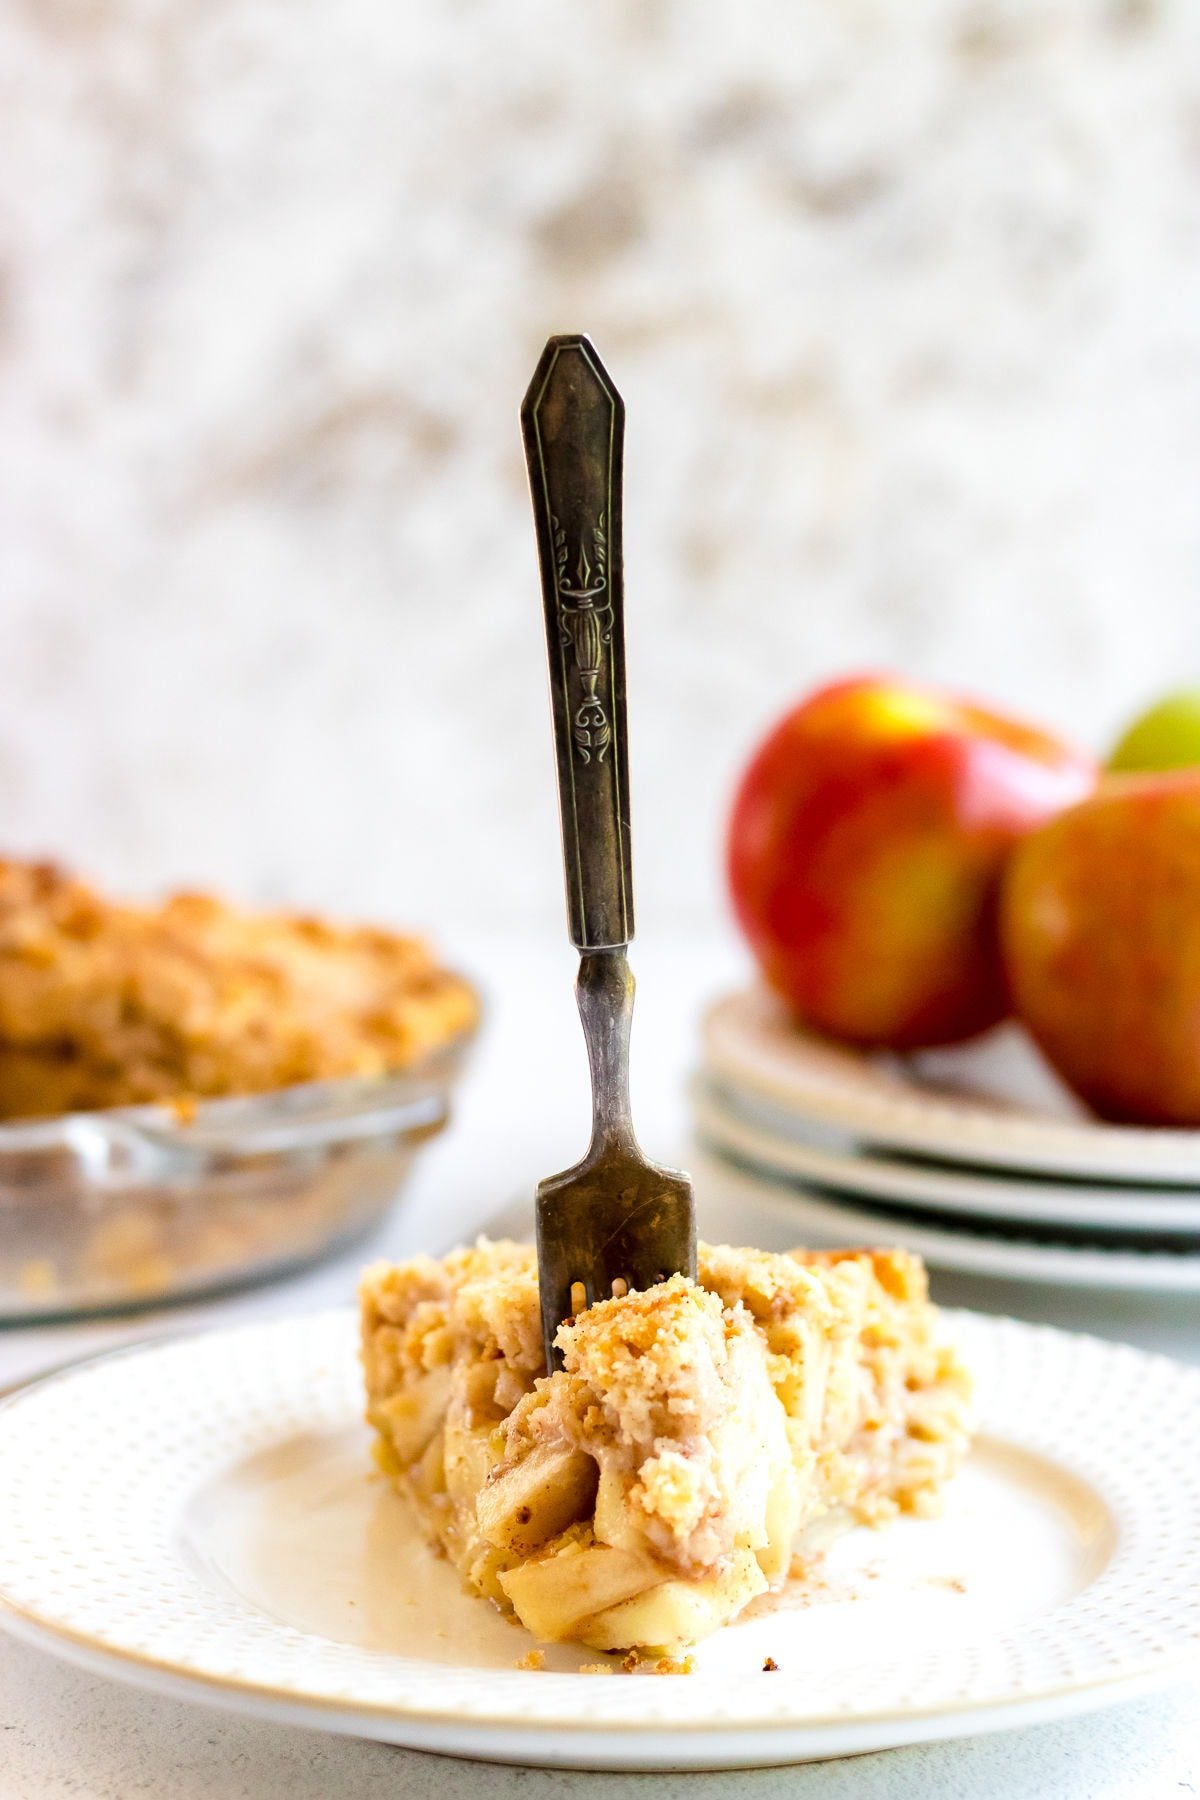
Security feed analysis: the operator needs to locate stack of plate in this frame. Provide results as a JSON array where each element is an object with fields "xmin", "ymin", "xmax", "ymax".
[{"xmin": 694, "ymin": 988, "xmax": 1200, "ymax": 1293}]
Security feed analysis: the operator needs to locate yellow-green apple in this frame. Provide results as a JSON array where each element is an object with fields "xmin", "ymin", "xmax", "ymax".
[
  {"xmin": 727, "ymin": 675, "xmax": 1097, "ymax": 1049},
  {"xmin": 1108, "ymin": 688, "xmax": 1200, "ymax": 773},
  {"xmin": 1001, "ymin": 771, "xmax": 1200, "ymax": 1124}
]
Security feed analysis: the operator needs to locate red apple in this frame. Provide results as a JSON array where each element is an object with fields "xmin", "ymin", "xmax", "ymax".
[
  {"xmin": 1001, "ymin": 771, "xmax": 1200, "ymax": 1124},
  {"xmin": 727, "ymin": 675, "xmax": 1097, "ymax": 1049}
]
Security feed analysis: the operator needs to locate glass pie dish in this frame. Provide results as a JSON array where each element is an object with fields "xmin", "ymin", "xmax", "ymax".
[{"xmin": 0, "ymin": 1035, "xmax": 473, "ymax": 1324}]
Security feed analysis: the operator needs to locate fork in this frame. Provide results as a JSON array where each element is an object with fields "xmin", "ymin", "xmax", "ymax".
[{"xmin": 521, "ymin": 333, "xmax": 696, "ymax": 1372}]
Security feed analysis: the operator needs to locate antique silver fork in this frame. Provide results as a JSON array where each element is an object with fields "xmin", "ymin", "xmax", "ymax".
[{"xmin": 522, "ymin": 333, "xmax": 696, "ymax": 1372}]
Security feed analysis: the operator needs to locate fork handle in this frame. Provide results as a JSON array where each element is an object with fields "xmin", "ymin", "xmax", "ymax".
[{"xmin": 522, "ymin": 335, "xmax": 633, "ymax": 951}]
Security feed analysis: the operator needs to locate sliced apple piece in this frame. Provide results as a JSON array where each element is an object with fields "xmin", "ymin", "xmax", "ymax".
[
  {"xmin": 592, "ymin": 1461, "xmax": 643, "ymax": 1552},
  {"xmin": 369, "ymin": 1365, "xmax": 452, "ymax": 1465},
  {"xmin": 408, "ymin": 1426, "xmax": 446, "ymax": 1502},
  {"xmin": 756, "ymin": 1461, "xmax": 801, "ymax": 1580},
  {"xmin": 463, "ymin": 1537, "xmax": 523, "ymax": 1607},
  {"xmin": 476, "ymin": 1445, "xmax": 598, "ymax": 1552},
  {"xmin": 498, "ymin": 1535, "xmax": 663, "ymax": 1642},
  {"xmin": 579, "ymin": 1551, "xmax": 767, "ymax": 1652},
  {"xmin": 444, "ymin": 1421, "xmax": 502, "ymax": 1511}
]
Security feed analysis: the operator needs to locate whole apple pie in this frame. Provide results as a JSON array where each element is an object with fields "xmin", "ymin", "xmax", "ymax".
[
  {"xmin": 361, "ymin": 1239, "xmax": 972, "ymax": 1653},
  {"xmin": 0, "ymin": 859, "xmax": 478, "ymax": 1118}
]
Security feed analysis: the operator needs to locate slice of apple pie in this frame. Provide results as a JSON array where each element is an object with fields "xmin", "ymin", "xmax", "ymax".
[{"xmin": 360, "ymin": 1239, "xmax": 971, "ymax": 1653}]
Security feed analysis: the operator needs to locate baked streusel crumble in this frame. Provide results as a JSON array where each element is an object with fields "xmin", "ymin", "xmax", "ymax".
[
  {"xmin": 361, "ymin": 1239, "xmax": 972, "ymax": 1653},
  {"xmin": 0, "ymin": 859, "xmax": 478, "ymax": 1117}
]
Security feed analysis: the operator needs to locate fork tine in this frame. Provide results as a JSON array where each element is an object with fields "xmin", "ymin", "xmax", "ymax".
[{"xmin": 537, "ymin": 1164, "xmax": 696, "ymax": 1367}]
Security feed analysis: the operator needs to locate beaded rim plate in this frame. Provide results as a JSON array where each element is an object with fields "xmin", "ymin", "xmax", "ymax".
[
  {"xmin": 0, "ymin": 1311, "xmax": 1197, "ymax": 1771},
  {"xmin": 703, "ymin": 988, "xmax": 1200, "ymax": 1184}
]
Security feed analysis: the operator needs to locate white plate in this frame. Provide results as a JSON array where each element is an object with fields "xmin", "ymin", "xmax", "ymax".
[
  {"xmin": 703, "ymin": 988, "xmax": 1200, "ymax": 1183},
  {"xmin": 0, "ymin": 1312, "xmax": 1198, "ymax": 1769},
  {"xmin": 693, "ymin": 1148, "xmax": 1200, "ymax": 1293},
  {"xmin": 694, "ymin": 1075, "xmax": 1200, "ymax": 1235}
]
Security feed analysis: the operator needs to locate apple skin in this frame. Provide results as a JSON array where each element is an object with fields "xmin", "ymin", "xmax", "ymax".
[
  {"xmin": 1108, "ymin": 689, "xmax": 1200, "ymax": 773},
  {"xmin": 727, "ymin": 675, "xmax": 1098, "ymax": 1050},
  {"xmin": 1001, "ymin": 772, "xmax": 1200, "ymax": 1125}
]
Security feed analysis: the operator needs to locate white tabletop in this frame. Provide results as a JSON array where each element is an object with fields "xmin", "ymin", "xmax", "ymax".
[{"xmin": 1, "ymin": 931, "xmax": 1197, "ymax": 1797}]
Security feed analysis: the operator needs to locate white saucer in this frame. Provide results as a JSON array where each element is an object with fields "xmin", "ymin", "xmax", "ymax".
[
  {"xmin": 0, "ymin": 1311, "xmax": 1198, "ymax": 1769},
  {"xmin": 692, "ymin": 1147, "xmax": 1200, "ymax": 1293},
  {"xmin": 694, "ymin": 1074, "xmax": 1200, "ymax": 1236},
  {"xmin": 703, "ymin": 988, "xmax": 1200, "ymax": 1183}
]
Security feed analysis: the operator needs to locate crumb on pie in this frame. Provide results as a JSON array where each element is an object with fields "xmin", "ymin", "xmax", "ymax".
[{"xmin": 361, "ymin": 1238, "xmax": 972, "ymax": 1653}]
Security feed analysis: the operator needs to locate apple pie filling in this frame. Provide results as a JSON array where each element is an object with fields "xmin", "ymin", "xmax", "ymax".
[{"xmin": 360, "ymin": 1239, "xmax": 971, "ymax": 1653}]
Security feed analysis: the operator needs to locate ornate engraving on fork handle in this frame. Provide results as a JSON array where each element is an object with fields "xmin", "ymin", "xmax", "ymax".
[
  {"xmin": 523, "ymin": 336, "xmax": 633, "ymax": 950},
  {"xmin": 553, "ymin": 510, "xmax": 612, "ymax": 763}
]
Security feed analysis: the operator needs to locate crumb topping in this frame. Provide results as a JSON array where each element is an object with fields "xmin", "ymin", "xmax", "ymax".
[{"xmin": 0, "ymin": 858, "xmax": 477, "ymax": 1117}]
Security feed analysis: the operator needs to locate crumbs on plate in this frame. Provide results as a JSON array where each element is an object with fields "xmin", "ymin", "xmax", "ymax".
[{"xmin": 613, "ymin": 1651, "xmax": 695, "ymax": 1676}]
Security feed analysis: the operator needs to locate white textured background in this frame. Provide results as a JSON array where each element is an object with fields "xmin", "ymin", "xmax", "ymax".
[{"xmin": 2, "ymin": 0, "xmax": 1199, "ymax": 939}]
